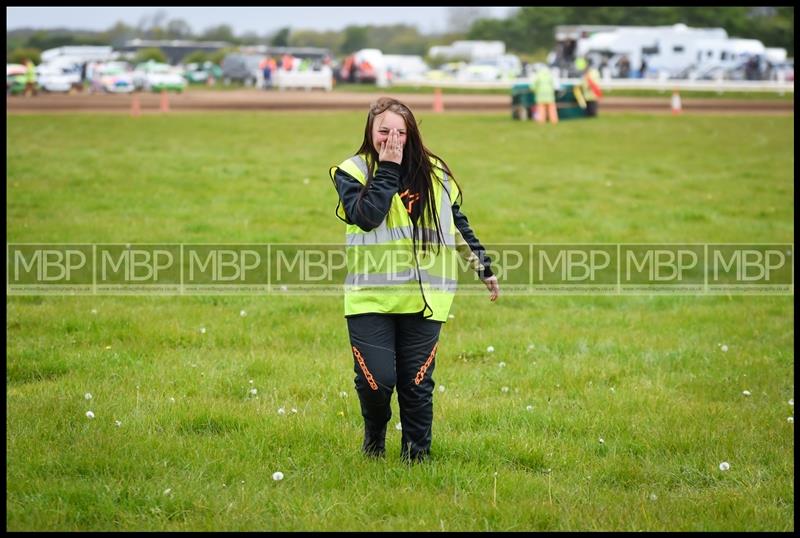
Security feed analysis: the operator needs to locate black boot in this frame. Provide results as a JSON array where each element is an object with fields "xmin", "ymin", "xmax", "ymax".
[
  {"xmin": 362, "ymin": 423, "xmax": 387, "ymax": 458},
  {"xmin": 400, "ymin": 440, "xmax": 430, "ymax": 464}
]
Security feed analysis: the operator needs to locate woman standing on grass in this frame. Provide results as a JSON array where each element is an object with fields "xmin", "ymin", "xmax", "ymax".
[{"xmin": 329, "ymin": 97, "xmax": 499, "ymax": 463}]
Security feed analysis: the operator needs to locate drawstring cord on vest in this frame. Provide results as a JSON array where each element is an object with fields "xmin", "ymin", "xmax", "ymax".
[{"xmin": 411, "ymin": 221, "xmax": 434, "ymax": 320}]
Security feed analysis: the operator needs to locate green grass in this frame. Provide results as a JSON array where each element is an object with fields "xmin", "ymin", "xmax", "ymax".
[{"xmin": 6, "ymin": 111, "xmax": 795, "ymax": 531}]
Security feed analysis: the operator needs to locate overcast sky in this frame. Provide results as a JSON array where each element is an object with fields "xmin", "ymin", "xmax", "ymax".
[{"xmin": 7, "ymin": 6, "xmax": 519, "ymax": 35}]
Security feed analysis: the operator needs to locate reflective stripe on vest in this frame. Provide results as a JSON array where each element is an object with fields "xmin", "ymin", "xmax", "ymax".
[
  {"xmin": 345, "ymin": 268, "xmax": 458, "ymax": 292},
  {"xmin": 336, "ymin": 154, "xmax": 459, "ymax": 321}
]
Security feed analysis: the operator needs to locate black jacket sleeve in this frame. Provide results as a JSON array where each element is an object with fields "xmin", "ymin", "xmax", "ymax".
[
  {"xmin": 332, "ymin": 161, "xmax": 401, "ymax": 231},
  {"xmin": 452, "ymin": 202, "xmax": 494, "ymax": 279}
]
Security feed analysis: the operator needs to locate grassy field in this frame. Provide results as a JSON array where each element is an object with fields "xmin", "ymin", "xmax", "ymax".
[{"xmin": 6, "ymin": 110, "xmax": 795, "ymax": 531}]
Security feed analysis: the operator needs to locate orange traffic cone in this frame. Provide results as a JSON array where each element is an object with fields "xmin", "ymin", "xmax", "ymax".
[
  {"xmin": 159, "ymin": 89, "xmax": 169, "ymax": 113},
  {"xmin": 433, "ymin": 87, "xmax": 444, "ymax": 113},
  {"xmin": 671, "ymin": 89, "xmax": 682, "ymax": 115},
  {"xmin": 130, "ymin": 92, "xmax": 141, "ymax": 117}
]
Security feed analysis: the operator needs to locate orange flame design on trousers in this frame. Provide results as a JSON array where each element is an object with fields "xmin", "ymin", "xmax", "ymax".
[
  {"xmin": 352, "ymin": 345, "xmax": 378, "ymax": 391},
  {"xmin": 414, "ymin": 342, "xmax": 439, "ymax": 385}
]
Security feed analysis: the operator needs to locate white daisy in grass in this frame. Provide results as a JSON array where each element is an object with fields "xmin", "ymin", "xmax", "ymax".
[
  {"xmin": 339, "ymin": 391, "xmax": 348, "ymax": 398},
  {"xmin": 486, "ymin": 346, "xmax": 495, "ymax": 353},
  {"xmin": 199, "ymin": 327, "xmax": 206, "ymax": 334},
  {"xmin": 169, "ymin": 397, "xmax": 176, "ymax": 403},
  {"xmin": 610, "ymin": 387, "xmax": 616, "ymax": 394},
  {"xmin": 788, "ymin": 417, "xmax": 794, "ymax": 424},
  {"xmin": 114, "ymin": 420, "xmax": 122, "ymax": 427},
  {"xmin": 272, "ymin": 471, "xmax": 284, "ymax": 481},
  {"xmin": 249, "ymin": 388, "xmax": 258, "ymax": 396},
  {"xmin": 90, "ymin": 309, "xmax": 98, "ymax": 315},
  {"xmin": 649, "ymin": 493, "xmax": 658, "ymax": 501},
  {"xmin": 291, "ymin": 407, "xmax": 297, "ymax": 414},
  {"xmin": 498, "ymin": 362, "xmax": 506, "ymax": 368},
  {"xmin": 501, "ymin": 386, "xmax": 509, "ymax": 393},
  {"xmin": 105, "ymin": 345, "xmax": 112, "ymax": 350},
  {"xmin": 789, "ymin": 398, "xmax": 794, "ymax": 407},
  {"xmin": 85, "ymin": 411, "xmax": 95, "ymax": 419},
  {"xmin": 526, "ymin": 405, "xmax": 533, "ymax": 412},
  {"xmin": 240, "ymin": 310, "xmax": 247, "ymax": 317},
  {"xmin": 720, "ymin": 344, "xmax": 728, "ymax": 352},
  {"xmin": 719, "ymin": 461, "xmax": 730, "ymax": 471},
  {"xmin": 303, "ymin": 177, "xmax": 310, "ymax": 185},
  {"xmin": 527, "ymin": 344, "xmax": 535, "ymax": 351},
  {"xmin": 84, "ymin": 392, "xmax": 92, "ymax": 400},
  {"xmin": 438, "ymin": 385, "xmax": 445, "ymax": 393},
  {"xmin": 163, "ymin": 488, "xmax": 172, "ymax": 496},
  {"xmin": 249, "ymin": 379, "xmax": 254, "ymax": 384},
  {"xmin": 277, "ymin": 407, "xmax": 286, "ymax": 415},
  {"xmin": 448, "ymin": 314, "xmax": 455, "ymax": 319},
  {"xmin": 742, "ymin": 390, "xmax": 751, "ymax": 397},
  {"xmin": 598, "ymin": 437, "xmax": 605, "ymax": 444},
  {"xmin": 395, "ymin": 422, "xmax": 402, "ymax": 431}
]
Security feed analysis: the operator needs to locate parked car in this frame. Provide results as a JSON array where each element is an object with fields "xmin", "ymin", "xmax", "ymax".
[
  {"xmin": 425, "ymin": 61, "xmax": 467, "ymax": 81},
  {"xmin": 96, "ymin": 62, "xmax": 135, "ymax": 93},
  {"xmin": 7, "ymin": 64, "xmax": 27, "ymax": 94},
  {"xmin": 456, "ymin": 55, "xmax": 523, "ymax": 82},
  {"xmin": 36, "ymin": 61, "xmax": 81, "ymax": 92},
  {"xmin": 133, "ymin": 60, "xmax": 186, "ymax": 92},
  {"xmin": 221, "ymin": 53, "xmax": 265, "ymax": 86},
  {"xmin": 182, "ymin": 61, "xmax": 223, "ymax": 84}
]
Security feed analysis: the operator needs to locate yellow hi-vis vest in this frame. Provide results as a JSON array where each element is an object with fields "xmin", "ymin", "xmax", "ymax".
[
  {"xmin": 582, "ymin": 68, "xmax": 601, "ymax": 102},
  {"xmin": 332, "ymin": 154, "xmax": 461, "ymax": 321}
]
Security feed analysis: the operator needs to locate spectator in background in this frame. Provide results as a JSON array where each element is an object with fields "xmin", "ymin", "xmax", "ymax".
[
  {"xmin": 267, "ymin": 57, "xmax": 276, "ymax": 88},
  {"xmin": 581, "ymin": 60, "xmax": 602, "ymax": 117},
  {"xmin": 23, "ymin": 58, "xmax": 37, "ymax": 97},
  {"xmin": 639, "ymin": 57, "xmax": 648, "ymax": 79},
  {"xmin": 80, "ymin": 61, "xmax": 88, "ymax": 92},
  {"xmin": 260, "ymin": 57, "xmax": 273, "ymax": 89},
  {"xmin": 618, "ymin": 55, "xmax": 631, "ymax": 78},
  {"xmin": 574, "ymin": 56, "xmax": 587, "ymax": 77},
  {"xmin": 532, "ymin": 64, "xmax": 558, "ymax": 124},
  {"xmin": 599, "ymin": 57, "xmax": 611, "ymax": 80},
  {"xmin": 282, "ymin": 53, "xmax": 294, "ymax": 72}
]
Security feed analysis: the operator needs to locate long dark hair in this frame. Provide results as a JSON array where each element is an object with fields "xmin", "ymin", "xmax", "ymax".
[{"xmin": 355, "ymin": 97, "xmax": 461, "ymax": 253}]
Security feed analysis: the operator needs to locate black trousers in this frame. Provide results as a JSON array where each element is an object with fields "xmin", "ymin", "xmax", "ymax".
[{"xmin": 347, "ymin": 312, "xmax": 443, "ymax": 460}]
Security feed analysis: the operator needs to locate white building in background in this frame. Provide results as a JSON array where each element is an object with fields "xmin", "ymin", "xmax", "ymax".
[{"xmin": 41, "ymin": 46, "xmax": 117, "ymax": 64}]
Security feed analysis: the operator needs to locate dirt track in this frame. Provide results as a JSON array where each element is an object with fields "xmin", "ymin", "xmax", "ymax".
[{"xmin": 6, "ymin": 89, "xmax": 794, "ymax": 115}]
